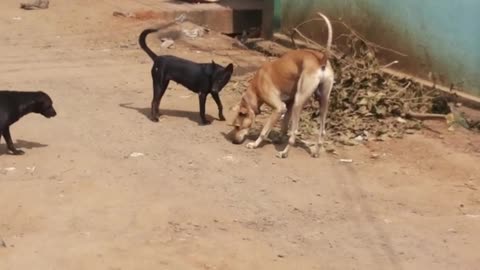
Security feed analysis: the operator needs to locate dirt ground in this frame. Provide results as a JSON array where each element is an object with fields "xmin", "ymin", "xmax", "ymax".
[{"xmin": 1, "ymin": 1, "xmax": 480, "ymax": 269}]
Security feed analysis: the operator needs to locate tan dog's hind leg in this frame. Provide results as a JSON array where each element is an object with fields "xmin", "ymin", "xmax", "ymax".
[
  {"xmin": 277, "ymin": 71, "xmax": 321, "ymax": 158},
  {"xmin": 280, "ymin": 101, "xmax": 293, "ymax": 135},
  {"xmin": 312, "ymin": 74, "xmax": 334, "ymax": 157}
]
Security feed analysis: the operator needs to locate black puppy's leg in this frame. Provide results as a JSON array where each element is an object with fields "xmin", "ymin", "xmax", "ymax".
[
  {"xmin": 211, "ymin": 92, "xmax": 225, "ymax": 121},
  {"xmin": 3, "ymin": 127, "xmax": 24, "ymax": 155},
  {"xmin": 198, "ymin": 92, "xmax": 210, "ymax": 125},
  {"xmin": 150, "ymin": 76, "xmax": 169, "ymax": 122}
]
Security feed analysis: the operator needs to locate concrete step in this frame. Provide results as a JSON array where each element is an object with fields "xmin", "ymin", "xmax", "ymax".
[{"xmin": 131, "ymin": 0, "xmax": 263, "ymax": 34}]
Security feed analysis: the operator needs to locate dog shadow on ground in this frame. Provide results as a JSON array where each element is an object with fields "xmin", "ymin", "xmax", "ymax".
[
  {"xmin": 119, "ymin": 103, "xmax": 215, "ymax": 125},
  {"xmin": 0, "ymin": 140, "xmax": 48, "ymax": 155}
]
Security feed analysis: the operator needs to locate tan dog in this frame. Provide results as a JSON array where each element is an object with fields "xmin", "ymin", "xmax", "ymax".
[{"xmin": 229, "ymin": 12, "xmax": 334, "ymax": 158}]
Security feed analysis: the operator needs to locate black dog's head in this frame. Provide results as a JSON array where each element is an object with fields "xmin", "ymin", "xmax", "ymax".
[
  {"xmin": 34, "ymin": 91, "xmax": 57, "ymax": 118},
  {"xmin": 210, "ymin": 61, "xmax": 234, "ymax": 93}
]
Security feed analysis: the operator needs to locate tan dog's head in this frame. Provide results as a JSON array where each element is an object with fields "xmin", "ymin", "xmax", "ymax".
[{"xmin": 229, "ymin": 96, "xmax": 256, "ymax": 144}]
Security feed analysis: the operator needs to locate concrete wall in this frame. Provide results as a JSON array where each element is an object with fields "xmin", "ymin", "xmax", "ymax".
[{"xmin": 274, "ymin": 0, "xmax": 480, "ymax": 97}]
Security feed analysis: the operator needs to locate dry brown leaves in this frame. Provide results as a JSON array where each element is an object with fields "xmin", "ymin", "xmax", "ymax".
[{"xmin": 228, "ymin": 34, "xmax": 478, "ymax": 146}]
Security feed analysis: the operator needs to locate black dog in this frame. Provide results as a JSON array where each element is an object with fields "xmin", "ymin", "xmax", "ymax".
[
  {"xmin": 139, "ymin": 28, "xmax": 234, "ymax": 125},
  {"xmin": 0, "ymin": 91, "xmax": 56, "ymax": 155}
]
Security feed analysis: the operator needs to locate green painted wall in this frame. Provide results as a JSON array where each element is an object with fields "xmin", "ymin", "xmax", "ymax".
[{"xmin": 274, "ymin": 0, "xmax": 480, "ymax": 97}]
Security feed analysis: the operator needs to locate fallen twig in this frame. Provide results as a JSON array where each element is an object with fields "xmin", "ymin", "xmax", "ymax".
[{"xmin": 406, "ymin": 111, "xmax": 446, "ymax": 120}]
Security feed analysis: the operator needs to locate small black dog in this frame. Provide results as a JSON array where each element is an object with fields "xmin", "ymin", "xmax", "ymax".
[
  {"xmin": 0, "ymin": 91, "xmax": 56, "ymax": 155},
  {"xmin": 139, "ymin": 28, "xmax": 234, "ymax": 124}
]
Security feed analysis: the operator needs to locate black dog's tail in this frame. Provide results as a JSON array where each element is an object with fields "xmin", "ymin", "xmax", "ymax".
[{"xmin": 139, "ymin": 28, "xmax": 160, "ymax": 61}]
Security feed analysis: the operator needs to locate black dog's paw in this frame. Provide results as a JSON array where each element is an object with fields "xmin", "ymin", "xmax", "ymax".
[
  {"xmin": 200, "ymin": 120, "xmax": 212, "ymax": 126},
  {"xmin": 11, "ymin": 149, "xmax": 25, "ymax": 155},
  {"xmin": 150, "ymin": 116, "xmax": 159, "ymax": 122},
  {"xmin": 218, "ymin": 115, "xmax": 226, "ymax": 121}
]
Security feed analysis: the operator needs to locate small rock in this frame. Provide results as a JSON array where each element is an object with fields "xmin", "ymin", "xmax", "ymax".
[
  {"xmin": 26, "ymin": 166, "xmax": 36, "ymax": 173},
  {"xmin": 405, "ymin": 129, "xmax": 415, "ymax": 134},
  {"xmin": 0, "ymin": 239, "xmax": 6, "ymax": 248},
  {"xmin": 129, "ymin": 152, "xmax": 145, "ymax": 158},
  {"xmin": 339, "ymin": 159, "xmax": 353, "ymax": 163},
  {"xmin": 447, "ymin": 228, "xmax": 457, "ymax": 233},
  {"xmin": 448, "ymin": 126, "xmax": 455, "ymax": 132},
  {"xmin": 396, "ymin": 117, "xmax": 407, "ymax": 123},
  {"xmin": 12, "ymin": 17, "xmax": 22, "ymax": 21},
  {"xmin": 20, "ymin": 0, "xmax": 49, "ymax": 10},
  {"xmin": 371, "ymin": 153, "xmax": 380, "ymax": 159},
  {"xmin": 354, "ymin": 135, "xmax": 364, "ymax": 142},
  {"xmin": 113, "ymin": 11, "xmax": 127, "ymax": 17}
]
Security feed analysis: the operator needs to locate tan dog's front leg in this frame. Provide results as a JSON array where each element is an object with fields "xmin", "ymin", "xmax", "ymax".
[{"xmin": 246, "ymin": 102, "xmax": 286, "ymax": 149}]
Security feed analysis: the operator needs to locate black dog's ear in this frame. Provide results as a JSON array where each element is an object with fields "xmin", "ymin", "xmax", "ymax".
[
  {"xmin": 211, "ymin": 64, "xmax": 234, "ymax": 93},
  {"xmin": 225, "ymin": 63, "xmax": 234, "ymax": 74},
  {"xmin": 212, "ymin": 60, "xmax": 216, "ymax": 65}
]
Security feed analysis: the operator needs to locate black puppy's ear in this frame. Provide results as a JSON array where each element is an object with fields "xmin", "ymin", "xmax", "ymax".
[{"xmin": 211, "ymin": 60, "xmax": 216, "ymax": 65}]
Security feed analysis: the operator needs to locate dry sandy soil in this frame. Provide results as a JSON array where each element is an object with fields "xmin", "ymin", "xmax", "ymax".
[{"xmin": 1, "ymin": 1, "xmax": 480, "ymax": 269}]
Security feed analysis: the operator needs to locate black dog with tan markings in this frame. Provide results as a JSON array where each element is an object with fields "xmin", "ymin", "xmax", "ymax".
[
  {"xmin": 139, "ymin": 28, "xmax": 234, "ymax": 125},
  {"xmin": 0, "ymin": 91, "xmax": 56, "ymax": 155}
]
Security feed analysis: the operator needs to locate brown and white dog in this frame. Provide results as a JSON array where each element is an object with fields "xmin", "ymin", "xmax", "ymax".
[{"xmin": 229, "ymin": 12, "xmax": 334, "ymax": 158}]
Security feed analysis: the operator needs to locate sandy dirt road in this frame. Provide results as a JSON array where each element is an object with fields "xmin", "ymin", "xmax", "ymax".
[{"xmin": 1, "ymin": 1, "xmax": 480, "ymax": 269}]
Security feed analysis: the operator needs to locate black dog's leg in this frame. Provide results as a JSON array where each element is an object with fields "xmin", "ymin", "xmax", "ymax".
[
  {"xmin": 3, "ymin": 127, "xmax": 24, "ymax": 155},
  {"xmin": 198, "ymin": 92, "xmax": 210, "ymax": 125},
  {"xmin": 211, "ymin": 92, "xmax": 225, "ymax": 121},
  {"xmin": 151, "ymin": 76, "xmax": 169, "ymax": 122}
]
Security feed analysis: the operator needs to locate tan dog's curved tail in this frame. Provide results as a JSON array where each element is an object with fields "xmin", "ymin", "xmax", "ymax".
[{"xmin": 317, "ymin": 12, "xmax": 333, "ymax": 57}]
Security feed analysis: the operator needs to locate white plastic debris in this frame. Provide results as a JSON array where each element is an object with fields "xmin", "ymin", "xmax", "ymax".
[
  {"xmin": 396, "ymin": 117, "xmax": 407, "ymax": 123},
  {"xmin": 354, "ymin": 135, "xmax": 364, "ymax": 142},
  {"xmin": 182, "ymin": 28, "xmax": 205, "ymax": 38},
  {"xmin": 339, "ymin": 159, "xmax": 353, "ymax": 163},
  {"xmin": 160, "ymin": 38, "xmax": 175, "ymax": 49}
]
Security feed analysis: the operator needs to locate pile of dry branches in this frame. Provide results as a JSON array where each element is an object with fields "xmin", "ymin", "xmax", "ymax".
[{"xmin": 300, "ymin": 39, "xmax": 442, "ymax": 145}]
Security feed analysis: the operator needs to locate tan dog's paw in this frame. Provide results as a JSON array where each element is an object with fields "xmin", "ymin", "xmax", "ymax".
[
  {"xmin": 276, "ymin": 151, "xmax": 288, "ymax": 159},
  {"xmin": 245, "ymin": 142, "xmax": 257, "ymax": 149}
]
